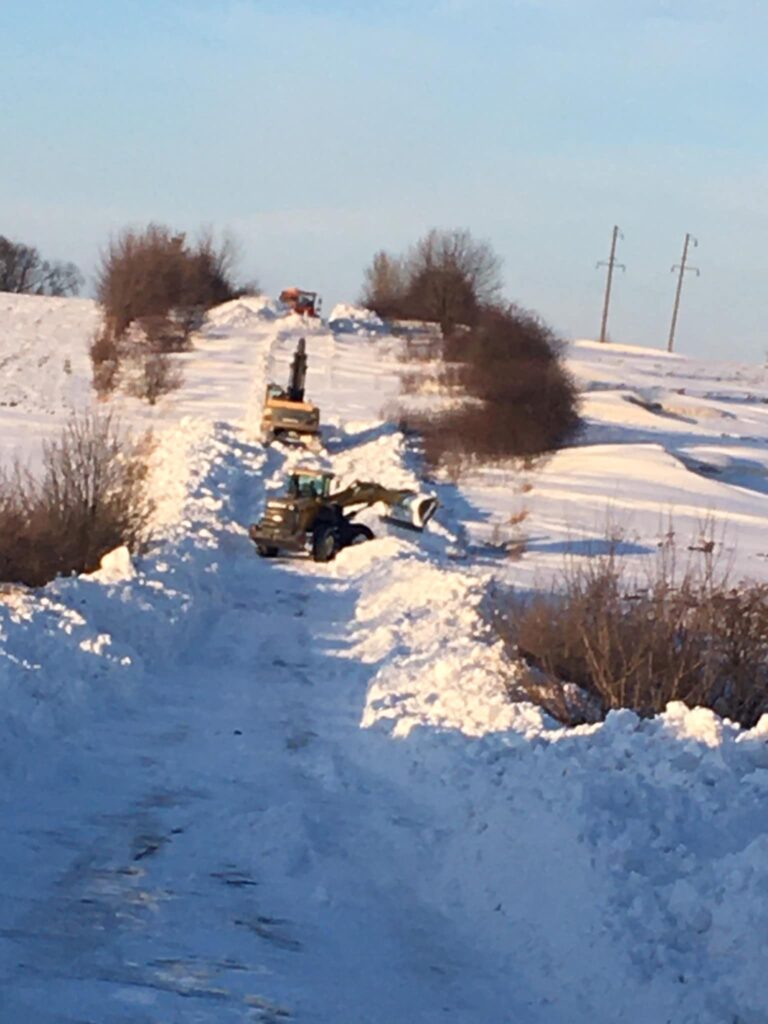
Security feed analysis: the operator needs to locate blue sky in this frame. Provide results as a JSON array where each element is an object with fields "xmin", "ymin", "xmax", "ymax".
[{"xmin": 3, "ymin": 0, "xmax": 767, "ymax": 358}]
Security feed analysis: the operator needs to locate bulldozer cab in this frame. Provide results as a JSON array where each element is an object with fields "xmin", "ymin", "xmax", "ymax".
[{"xmin": 287, "ymin": 468, "xmax": 333, "ymax": 500}]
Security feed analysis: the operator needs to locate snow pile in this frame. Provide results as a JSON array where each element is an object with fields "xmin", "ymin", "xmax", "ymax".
[
  {"xmin": 202, "ymin": 294, "xmax": 281, "ymax": 334},
  {"xmin": 6, "ymin": 296, "xmax": 768, "ymax": 1019},
  {"xmin": 353, "ymin": 548, "xmax": 515, "ymax": 737},
  {"xmin": 350, "ymin": 539, "xmax": 768, "ymax": 1020},
  {"xmin": 328, "ymin": 303, "xmax": 386, "ymax": 335},
  {"xmin": 88, "ymin": 546, "xmax": 136, "ymax": 583}
]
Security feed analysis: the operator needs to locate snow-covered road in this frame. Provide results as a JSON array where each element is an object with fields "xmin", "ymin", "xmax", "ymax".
[
  {"xmin": 0, "ymin": 422, "xmax": 523, "ymax": 1023},
  {"xmin": 4, "ymin": 297, "xmax": 768, "ymax": 1022}
]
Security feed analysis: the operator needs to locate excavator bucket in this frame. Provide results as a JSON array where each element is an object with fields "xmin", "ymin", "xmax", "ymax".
[{"xmin": 382, "ymin": 492, "xmax": 438, "ymax": 531}]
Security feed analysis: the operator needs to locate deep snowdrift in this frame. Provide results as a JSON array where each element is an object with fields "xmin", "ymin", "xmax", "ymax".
[{"xmin": 2, "ymin": 294, "xmax": 768, "ymax": 1022}]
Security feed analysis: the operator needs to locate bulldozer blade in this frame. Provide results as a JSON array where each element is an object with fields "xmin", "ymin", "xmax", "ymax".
[{"xmin": 382, "ymin": 493, "xmax": 438, "ymax": 531}]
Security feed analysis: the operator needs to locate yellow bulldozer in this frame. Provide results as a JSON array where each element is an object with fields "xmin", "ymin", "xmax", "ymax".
[
  {"xmin": 248, "ymin": 466, "xmax": 438, "ymax": 562},
  {"xmin": 261, "ymin": 337, "xmax": 321, "ymax": 446}
]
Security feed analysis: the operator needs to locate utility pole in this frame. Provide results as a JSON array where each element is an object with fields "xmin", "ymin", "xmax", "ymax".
[
  {"xmin": 667, "ymin": 233, "xmax": 699, "ymax": 353},
  {"xmin": 597, "ymin": 225, "xmax": 625, "ymax": 343}
]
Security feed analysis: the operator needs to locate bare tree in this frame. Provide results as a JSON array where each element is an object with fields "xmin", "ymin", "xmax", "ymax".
[
  {"xmin": 360, "ymin": 229, "xmax": 503, "ymax": 333},
  {"xmin": 360, "ymin": 250, "xmax": 408, "ymax": 319},
  {"xmin": 96, "ymin": 223, "xmax": 242, "ymax": 338},
  {"xmin": 408, "ymin": 229, "xmax": 502, "ymax": 308},
  {"xmin": 0, "ymin": 235, "xmax": 82, "ymax": 296},
  {"xmin": 94, "ymin": 223, "xmax": 251, "ymax": 403}
]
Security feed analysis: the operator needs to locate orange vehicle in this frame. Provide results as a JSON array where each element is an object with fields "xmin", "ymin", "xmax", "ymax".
[{"xmin": 279, "ymin": 287, "xmax": 321, "ymax": 317}]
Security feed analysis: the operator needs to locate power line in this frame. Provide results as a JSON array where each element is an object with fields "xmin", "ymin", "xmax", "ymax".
[
  {"xmin": 596, "ymin": 225, "xmax": 625, "ymax": 344},
  {"xmin": 668, "ymin": 233, "xmax": 700, "ymax": 353}
]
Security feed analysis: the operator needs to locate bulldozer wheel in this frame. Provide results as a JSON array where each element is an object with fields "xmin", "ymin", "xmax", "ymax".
[
  {"xmin": 312, "ymin": 526, "xmax": 339, "ymax": 563},
  {"xmin": 344, "ymin": 523, "xmax": 374, "ymax": 546},
  {"xmin": 256, "ymin": 544, "xmax": 279, "ymax": 558}
]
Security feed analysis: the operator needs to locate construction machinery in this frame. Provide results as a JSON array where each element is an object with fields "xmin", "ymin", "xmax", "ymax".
[
  {"xmin": 248, "ymin": 466, "xmax": 438, "ymax": 562},
  {"xmin": 261, "ymin": 337, "xmax": 321, "ymax": 446},
  {"xmin": 279, "ymin": 287, "xmax": 321, "ymax": 318}
]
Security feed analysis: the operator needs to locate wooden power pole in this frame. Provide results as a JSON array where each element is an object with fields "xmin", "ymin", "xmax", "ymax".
[
  {"xmin": 597, "ymin": 225, "xmax": 625, "ymax": 343},
  {"xmin": 667, "ymin": 233, "xmax": 699, "ymax": 353}
]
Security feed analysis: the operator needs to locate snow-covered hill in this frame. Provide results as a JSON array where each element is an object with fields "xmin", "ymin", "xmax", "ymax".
[{"xmin": 3, "ymin": 293, "xmax": 768, "ymax": 1022}]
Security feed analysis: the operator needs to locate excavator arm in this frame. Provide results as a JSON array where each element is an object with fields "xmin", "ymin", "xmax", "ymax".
[
  {"xmin": 287, "ymin": 337, "xmax": 307, "ymax": 402},
  {"xmin": 329, "ymin": 481, "xmax": 438, "ymax": 530}
]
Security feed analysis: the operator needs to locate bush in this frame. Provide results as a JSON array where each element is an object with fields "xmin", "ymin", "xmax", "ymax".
[
  {"xmin": 407, "ymin": 304, "xmax": 580, "ymax": 469},
  {"xmin": 90, "ymin": 328, "xmax": 122, "ymax": 398},
  {"xmin": 125, "ymin": 351, "xmax": 183, "ymax": 406},
  {"xmin": 494, "ymin": 544, "xmax": 768, "ymax": 728},
  {"xmin": 361, "ymin": 228, "xmax": 502, "ymax": 333},
  {"xmin": 0, "ymin": 235, "xmax": 82, "ymax": 296},
  {"xmin": 361, "ymin": 251, "xmax": 409, "ymax": 321},
  {"xmin": 96, "ymin": 224, "xmax": 239, "ymax": 338},
  {"xmin": 93, "ymin": 224, "xmax": 243, "ymax": 401},
  {"xmin": 0, "ymin": 414, "xmax": 152, "ymax": 587}
]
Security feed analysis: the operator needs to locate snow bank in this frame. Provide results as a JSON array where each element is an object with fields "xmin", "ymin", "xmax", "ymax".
[
  {"xmin": 203, "ymin": 294, "xmax": 281, "ymax": 333},
  {"xmin": 328, "ymin": 303, "xmax": 386, "ymax": 335},
  {"xmin": 5, "ymin": 294, "xmax": 768, "ymax": 1020},
  {"xmin": 349, "ymin": 539, "xmax": 768, "ymax": 1020}
]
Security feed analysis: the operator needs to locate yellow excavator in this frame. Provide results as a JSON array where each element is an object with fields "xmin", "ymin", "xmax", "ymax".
[
  {"xmin": 249, "ymin": 466, "xmax": 438, "ymax": 562},
  {"xmin": 261, "ymin": 338, "xmax": 321, "ymax": 446}
]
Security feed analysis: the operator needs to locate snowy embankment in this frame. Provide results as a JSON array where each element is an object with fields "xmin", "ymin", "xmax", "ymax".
[
  {"xmin": 0, "ymin": 293, "xmax": 100, "ymax": 467},
  {"xmin": 3, "ymin": 295, "xmax": 768, "ymax": 1021}
]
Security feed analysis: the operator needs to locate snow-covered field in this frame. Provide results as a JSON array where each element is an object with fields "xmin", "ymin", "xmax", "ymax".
[{"xmin": 2, "ymin": 294, "xmax": 768, "ymax": 1022}]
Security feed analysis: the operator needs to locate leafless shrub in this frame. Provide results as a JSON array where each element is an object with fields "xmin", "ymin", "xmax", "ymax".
[
  {"xmin": 401, "ymin": 304, "xmax": 580, "ymax": 470},
  {"xmin": 493, "ymin": 542, "xmax": 768, "ymax": 728},
  {"xmin": 90, "ymin": 328, "xmax": 122, "ymax": 398},
  {"xmin": 132, "ymin": 315, "xmax": 191, "ymax": 353},
  {"xmin": 125, "ymin": 351, "xmax": 183, "ymax": 406},
  {"xmin": 96, "ymin": 224, "xmax": 240, "ymax": 338},
  {"xmin": 361, "ymin": 228, "xmax": 502, "ymax": 332},
  {"xmin": 405, "ymin": 229, "xmax": 502, "ymax": 332},
  {"xmin": 0, "ymin": 414, "xmax": 153, "ymax": 587},
  {"xmin": 486, "ymin": 510, "xmax": 530, "ymax": 559},
  {"xmin": 360, "ymin": 251, "xmax": 409, "ymax": 321},
  {"xmin": 93, "ymin": 225, "xmax": 247, "ymax": 401}
]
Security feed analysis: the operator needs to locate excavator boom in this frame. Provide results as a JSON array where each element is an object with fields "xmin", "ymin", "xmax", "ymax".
[
  {"xmin": 328, "ymin": 481, "xmax": 438, "ymax": 530},
  {"xmin": 287, "ymin": 337, "xmax": 307, "ymax": 402}
]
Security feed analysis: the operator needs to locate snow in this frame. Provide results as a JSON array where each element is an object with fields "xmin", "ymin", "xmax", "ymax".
[
  {"xmin": 203, "ymin": 294, "xmax": 282, "ymax": 331},
  {"xmin": 327, "ymin": 303, "xmax": 386, "ymax": 336},
  {"xmin": 3, "ymin": 294, "xmax": 768, "ymax": 1020},
  {"xmin": 88, "ymin": 545, "xmax": 136, "ymax": 584},
  {"xmin": 0, "ymin": 293, "xmax": 100, "ymax": 468}
]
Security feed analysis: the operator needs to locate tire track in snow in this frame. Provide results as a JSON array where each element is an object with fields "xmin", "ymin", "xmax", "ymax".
[{"xmin": 0, "ymin": 419, "xmax": 530, "ymax": 1023}]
